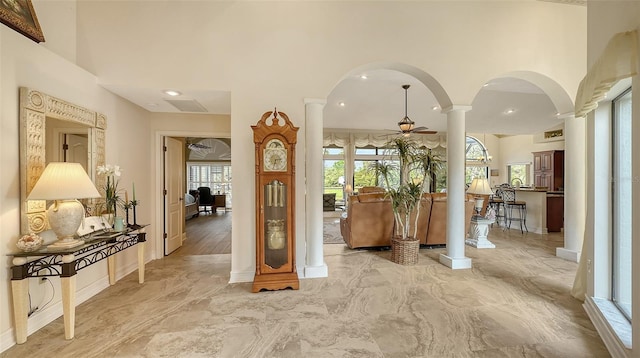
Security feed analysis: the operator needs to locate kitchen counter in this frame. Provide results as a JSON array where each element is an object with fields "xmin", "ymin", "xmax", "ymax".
[
  {"xmin": 514, "ymin": 188, "xmax": 548, "ymax": 192},
  {"xmin": 510, "ymin": 190, "xmax": 547, "ymax": 234},
  {"xmin": 499, "ymin": 189, "xmax": 564, "ymax": 234}
]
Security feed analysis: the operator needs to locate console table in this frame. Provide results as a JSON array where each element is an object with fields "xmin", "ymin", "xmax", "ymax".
[{"xmin": 9, "ymin": 227, "xmax": 147, "ymax": 344}]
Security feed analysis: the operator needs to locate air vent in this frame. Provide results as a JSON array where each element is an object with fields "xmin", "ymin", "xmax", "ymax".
[{"xmin": 164, "ymin": 99, "xmax": 208, "ymax": 113}]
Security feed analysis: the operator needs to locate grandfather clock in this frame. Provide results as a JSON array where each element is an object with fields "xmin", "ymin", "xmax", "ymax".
[{"xmin": 251, "ymin": 109, "xmax": 299, "ymax": 292}]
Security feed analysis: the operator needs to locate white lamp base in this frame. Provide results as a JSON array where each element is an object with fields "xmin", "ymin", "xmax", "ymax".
[
  {"xmin": 48, "ymin": 238, "xmax": 85, "ymax": 249},
  {"xmin": 46, "ymin": 199, "xmax": 85, "ymax": 249}
]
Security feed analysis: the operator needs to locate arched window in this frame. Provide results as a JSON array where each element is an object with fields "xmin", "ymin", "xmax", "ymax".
[{"xmin": 465, "ymin": 136, "xmax": 490, "ymax": 185}]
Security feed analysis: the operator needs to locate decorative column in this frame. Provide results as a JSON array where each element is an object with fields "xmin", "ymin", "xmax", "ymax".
[
  {"xmin": 439, "ymin": 105, "xmax": 472, "ymax": 269},
  {"xmin": 304, "ymin": 98, "xmax": 328, "ymax": 278},
  {"xmin": 557, "ymin": 116, "xmax": 586, "ymax": 262}
]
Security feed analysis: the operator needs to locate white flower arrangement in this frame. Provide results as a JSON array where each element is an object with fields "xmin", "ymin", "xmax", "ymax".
[{"xmin": 97, "ymin": 164, "xmax": 122, "ymax": 215}]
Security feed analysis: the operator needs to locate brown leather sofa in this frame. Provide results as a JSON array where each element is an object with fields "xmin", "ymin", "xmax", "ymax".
[{"xmin": 340, "ymin": 191, "xmax": 475, "ymax": 249}]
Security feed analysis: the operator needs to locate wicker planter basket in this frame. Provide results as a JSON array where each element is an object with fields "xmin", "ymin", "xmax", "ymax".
[{"xmin": 390, "ymin": 237, "xmax": 419, "ymax": 265}]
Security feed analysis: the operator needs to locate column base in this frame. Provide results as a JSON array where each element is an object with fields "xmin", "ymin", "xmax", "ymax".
[
  {"xmin": 556, "ymin": 248, "xmax": 581, "ymax": 262},
  {"xmin": 439, "ymin": 254, "xmax": 472, "ymax": 269},
  {"xmin": 304, "ymin": 263, "xmax": 328, "ymax": 278}
]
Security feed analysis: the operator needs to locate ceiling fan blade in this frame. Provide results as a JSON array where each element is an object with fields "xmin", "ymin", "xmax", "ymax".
[
  {"xmin": 412, "ymin": 130, "xmax": 437, "ymax": 134},
  {"xmin": 187, "ymin": 143, "xmax": 211, "ymax": 150}
]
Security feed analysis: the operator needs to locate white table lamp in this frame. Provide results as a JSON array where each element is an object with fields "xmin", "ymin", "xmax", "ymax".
[
  {"xmin": 467, "ymin": 177, "xmax": 493, "ymax": 216},
  {"xmin": 27, "ymin": 162, "xmax": 101, "ymax": 248}
]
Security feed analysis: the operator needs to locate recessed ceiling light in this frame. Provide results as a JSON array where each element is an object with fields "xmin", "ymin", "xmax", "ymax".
[
  {"xmin": 163, "ymin": 90, "xmax": 181, "ymax": 96},
  {"xmin": 505, "ymin": 108, "xmax": 515, "ymax": 114},
  {"xmin": 556, "ymin": 112, "xmax": 560, "ymax": 116},
  {"xmin": 360, "ymin": 74, "xmax": 368, "ymax": 80},
  {"xmin": 483, "ymin": 83, "xmax": 490, "ymax": 87},
  {"xmin": 432, "ymin": 106, "xmax": 439, "ymax": 111},
  {"xmin": 338, "ymin": 101, "xmax": 345, "ymax": 107}
]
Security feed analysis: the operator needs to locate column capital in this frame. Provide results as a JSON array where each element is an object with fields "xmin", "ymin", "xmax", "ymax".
[
  {"xmin": 442, "ymin": 104, "xmax": 472, "ymax": 114},
  {"xmin": 304, "ymin": 98, "xmax": 327, "ymax": 106}
]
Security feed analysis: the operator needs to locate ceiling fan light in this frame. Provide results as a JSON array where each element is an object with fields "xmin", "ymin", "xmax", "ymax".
[{"xmin": 398, "ymin": 117, "xmax": 414, "ymax": 132}]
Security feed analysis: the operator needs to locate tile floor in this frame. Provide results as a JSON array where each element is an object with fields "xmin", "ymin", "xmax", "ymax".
[{"xmin": 1, "ymin": 228, "xmax": 610, "ymax": 357}]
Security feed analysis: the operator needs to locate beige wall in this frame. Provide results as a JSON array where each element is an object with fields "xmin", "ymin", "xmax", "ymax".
[
  {"xmin": 0, "ymin": 26, "xmax": 153, "ymax": 349},
  {"xmin": 497, "ymin": 135, "xmax": 565, "ymax": 187}
]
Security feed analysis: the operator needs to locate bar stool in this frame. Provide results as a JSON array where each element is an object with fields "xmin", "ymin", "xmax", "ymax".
[
  {"xmin": 502, "ymin": 188, "xmax": 528, "ymax": 234},
  {"xmin": 488, "ymin": 188, "xmax": 505, "ymax": 227}
]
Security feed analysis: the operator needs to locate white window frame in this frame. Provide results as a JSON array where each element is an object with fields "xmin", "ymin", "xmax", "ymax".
[{"xmin": 187, "ymin": 162, "xmax": 232, "ymax": 208}]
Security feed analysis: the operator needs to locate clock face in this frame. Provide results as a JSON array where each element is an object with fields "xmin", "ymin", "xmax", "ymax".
[{"xmin": 264, "ymin": 139, "xmax": 287, "ymax": 171}]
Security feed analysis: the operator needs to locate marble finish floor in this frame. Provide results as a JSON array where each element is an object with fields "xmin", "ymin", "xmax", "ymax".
[{"xmin": 2, "ymin": 228, "xmax": 609, "ymax": 357}]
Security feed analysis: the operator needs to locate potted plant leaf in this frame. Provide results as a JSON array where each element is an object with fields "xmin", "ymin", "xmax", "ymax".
[{"xmin": 375, "ymin": 137, "xmax": 444, "ymax": 265}]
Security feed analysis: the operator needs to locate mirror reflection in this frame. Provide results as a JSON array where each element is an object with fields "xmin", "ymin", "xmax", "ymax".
[{"xmin": 19, "ymin": 87, "xmax": 106, "ymax": 234}]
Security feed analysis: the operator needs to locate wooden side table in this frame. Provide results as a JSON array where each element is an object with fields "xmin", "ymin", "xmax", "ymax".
[
  {"xmin": 466, "ymin": 216, "xmax": 496, "ymax": 249},
  {"xmin": 9, "ymin": 228, "xmax": 147, "ymax": 344}
]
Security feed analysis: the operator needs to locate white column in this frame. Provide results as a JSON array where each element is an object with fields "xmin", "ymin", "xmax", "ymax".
[
  {"xmin": 557, "ymin": 116, "xmax": 586, "ymax": 262},
  {"xmin": 439, "ymin": 105, "xmax": 472, "ymax": 269},
  {"xmin": 304, "ymin": 98, "xmax": 328, "ymax": 278}
]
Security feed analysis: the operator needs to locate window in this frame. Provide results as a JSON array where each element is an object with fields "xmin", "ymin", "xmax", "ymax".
[
  {"xmin": 323, "ymin": 159, "xmax": 345, "ymax": 201},
  {"xmin": 612, "ymin": 88, "xmax": 632, "ymax": 320},
  {"xmin": 354, "ymin": 145, "xmax": 401, "ymax": 191},
  {"xmin": 187, "ymin": 162, "xmax": 232, "ymax": 208},
  {"xmin": 465, "ymin": 136, "xmax": 490, "ymax": 185},
  {"xmin": 323, "ymin": 146, "xmax": 345, "ymax": 201},
  {"xmin": 507, "ymin": 164, "xmax": 529, "ymax": 187}
]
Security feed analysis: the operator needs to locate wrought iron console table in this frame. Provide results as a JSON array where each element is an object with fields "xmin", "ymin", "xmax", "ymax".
[{"xmin": 9, "ymin": 226, "xmax": 148, "ymax": 344}]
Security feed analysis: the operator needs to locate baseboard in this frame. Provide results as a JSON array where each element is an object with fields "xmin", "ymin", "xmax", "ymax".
[
  {"xmin": 502, "ymin": 226, "xmax": 546, "ymax": 235},
  {"xmin": 1, "ymin": 261, "xmax": 140, "ymax": 353},
  {"xmin": 556, "ymin": 247, "xmax": 581, "ymax": 262},
  {"xmin": 229, "ymin": 270, "xmax": 254, "ymax": 283},
  {"xmin": 583, "ymin": 296, "xmax": 631, "ymax": 357}
]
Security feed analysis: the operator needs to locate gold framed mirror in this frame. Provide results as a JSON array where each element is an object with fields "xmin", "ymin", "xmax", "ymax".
[{"xmin": 19, "ymin": 87, "xmax": 106, "ymax": 234}]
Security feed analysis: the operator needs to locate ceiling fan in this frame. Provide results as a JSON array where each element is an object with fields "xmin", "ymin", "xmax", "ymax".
[
  {"xmin": 186, "ymin": 139, "xmax": 211, "ymax": 151},
  {"xmin": 384, "ymin": 84, "xmax": 437, "ymax": 136}
]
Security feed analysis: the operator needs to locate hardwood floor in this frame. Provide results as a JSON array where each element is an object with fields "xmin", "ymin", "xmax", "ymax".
[{"xmin": 175, "ymin": 210, "xmax": 231, "ymax": 256}]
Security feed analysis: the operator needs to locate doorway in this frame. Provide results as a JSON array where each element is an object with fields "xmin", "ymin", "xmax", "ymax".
[{"xmin": 154, "ymin": 132, "xmax": 231, "ymax": 260}]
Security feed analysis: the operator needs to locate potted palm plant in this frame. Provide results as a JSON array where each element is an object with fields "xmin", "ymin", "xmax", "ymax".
[{"xmin": 376, "ymin": 137, "xmax": 444, "ymax": 265}]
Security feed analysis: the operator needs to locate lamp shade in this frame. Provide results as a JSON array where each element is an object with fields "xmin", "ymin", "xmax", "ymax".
[
  {"xmin": 28, "ymin": 162, "xmax": 101, "ymax": 200},
  {"xmin": 345, "ymin": 184, "xmax": 353, "ymax": 195},
  {"xmin": 467, "ymin": 178, "xmax": 493, "ymax": 195}
]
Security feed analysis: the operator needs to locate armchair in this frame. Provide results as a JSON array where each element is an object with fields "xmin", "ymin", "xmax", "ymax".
[{"xmin": 198, "ymin": 187, "xmax": 215, "ymax": 214}]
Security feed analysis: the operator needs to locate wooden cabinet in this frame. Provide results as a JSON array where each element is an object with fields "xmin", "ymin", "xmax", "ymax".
[
  {"xmin": 213, "ymin": 194, "xmax": 226, "ymax": 212},
  {"xmin": 547, "ymin": 194, "xmax": 564, "ymax": 232},
  {"xmin": 532, "ymin": 150, "xmax": 564, "ymax": 191}
]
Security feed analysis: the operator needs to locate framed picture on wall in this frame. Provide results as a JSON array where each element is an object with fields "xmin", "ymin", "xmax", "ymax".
[
  {"xmin": 0, "ymin": 0, "xmax": 45, "ymax": 43},
  {"xmin": 490, "ymin": 169, "xmax": 499, "ymax": 177}
]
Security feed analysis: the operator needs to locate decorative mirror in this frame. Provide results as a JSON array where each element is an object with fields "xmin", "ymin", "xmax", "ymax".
[{"xmin": 19, "ymin": 87, "xmax": 106, "ymax": 234}]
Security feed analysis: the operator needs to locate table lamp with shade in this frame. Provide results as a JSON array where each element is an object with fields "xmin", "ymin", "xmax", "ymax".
[
  {"xmin": 467, "ymin": 177, "xmax": 494, "ymax": 217},
  {"xmin": 27, "ymin": 162, "xmax": 101, "ymax": 248}
]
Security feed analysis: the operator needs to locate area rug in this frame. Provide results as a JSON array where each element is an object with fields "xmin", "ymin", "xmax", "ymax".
[{"xmin": 323, "ymin": 217, "xmax": 345, "ymax": 244}]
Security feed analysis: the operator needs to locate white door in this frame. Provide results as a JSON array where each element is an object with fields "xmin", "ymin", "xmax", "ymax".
[
  {"xmin": 164, "ymin": 137, "xmax": 184, "ymax": 255},
  {"xmin": 65, "ymin": 134, "xmax": 89, "ymax": 172}
]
